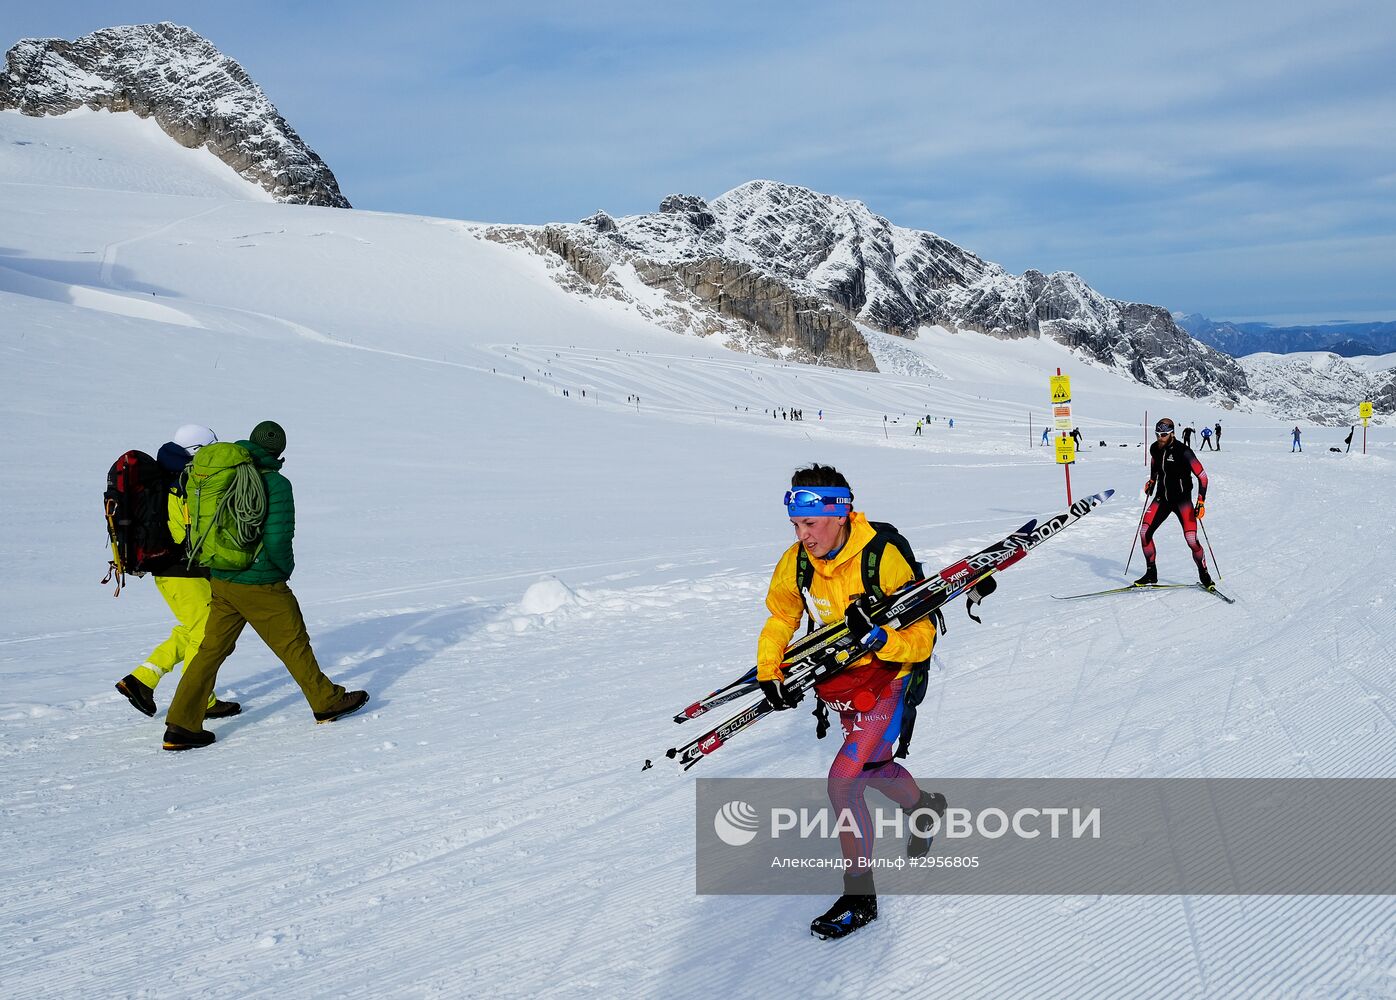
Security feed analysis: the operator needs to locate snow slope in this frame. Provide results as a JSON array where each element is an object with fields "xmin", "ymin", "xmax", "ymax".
[{"xmin": 2, "ymin": 112, "xmax": 1394, "ymax": 1000}]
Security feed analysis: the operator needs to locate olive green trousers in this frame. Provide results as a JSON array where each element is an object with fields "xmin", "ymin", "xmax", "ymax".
[{"xmin": 166, "ymin": 579, "xmax": 344, "ymax": 731}]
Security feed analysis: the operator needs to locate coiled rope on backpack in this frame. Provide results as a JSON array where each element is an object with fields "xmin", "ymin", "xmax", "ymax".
[
  {"xmin": 223, "ymin": 464, "xmax": 266, "ymax": 546},
  {"xmin": 187, "ymin": 462, "xmax": 267, "ymax": 567}
]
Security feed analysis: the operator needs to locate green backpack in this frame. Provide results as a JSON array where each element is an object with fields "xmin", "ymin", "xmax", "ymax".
[{"xmin": 185, "ymin": 442, "xmax": 267, "ymax": 571}]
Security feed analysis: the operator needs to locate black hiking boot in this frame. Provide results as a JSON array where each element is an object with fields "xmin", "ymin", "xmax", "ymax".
[
  {"xmin": 116, "ymin": 674, "xmax": 157, "ymax": 717},
  {"xmin": 205, "ymin": 698, "xmax": 243, "ymax": 719},
  {"xmin": 1133, "ymin": 565, "xmax": 1158, "ymax": 587},
  {"xmin": 162, "ymin": 724, "xmax": 215, "ymax": 751},
  {"xmin": 811, "ymin": 873, "xmax": 878, "ymax": 940},
  {"xmin": 1198, "ymin": 567, "xmax": 1215, "ymax": 590},
  {"xmin": 907, "ymin": 790, "xmax": 948, "ymax": 859},
  {"xmin": 314, "ymin": 690, "xmax": 370, "ymax": 724}
]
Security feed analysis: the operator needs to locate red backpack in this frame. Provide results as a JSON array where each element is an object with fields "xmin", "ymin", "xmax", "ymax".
[{"xmin": 102, "ymin": 450, "xmax": 178, "ymax": 595}]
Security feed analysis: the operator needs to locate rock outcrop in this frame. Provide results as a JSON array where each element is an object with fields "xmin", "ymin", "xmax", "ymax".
[
  {"xmin": 0, "ymin": 22, "xmax": 349, "ymax": 207},
  {"xmin": 488, "ymin": 180, "xmax": 1247, "ymax": 399}
]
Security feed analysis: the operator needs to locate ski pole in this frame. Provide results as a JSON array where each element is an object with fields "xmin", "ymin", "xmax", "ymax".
[
  {"xmin": 1199, "ymin": 518, "xmax": 1222, "ymax": 580},
  {"xmin": 1123, "ymin": 496, "xmax": 1149, "ymax": 577}
]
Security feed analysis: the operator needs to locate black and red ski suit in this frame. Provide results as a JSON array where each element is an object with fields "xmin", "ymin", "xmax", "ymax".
[{"xmin": 1141, "ymin": 438, "xmax": 1209, "ymax": 573}]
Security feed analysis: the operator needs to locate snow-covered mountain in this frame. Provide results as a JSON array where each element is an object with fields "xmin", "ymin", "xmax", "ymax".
[
  {"xmin": 1239, "ymin": 351, "xmax": 1396, "ymax": 425},
  {"xmin": 0, "ymin": 22, "xmax": 348, "ymax": 207},
  {"xmin": 488, "ymin": 182, "xmax": 1249, "ymax": 402}
]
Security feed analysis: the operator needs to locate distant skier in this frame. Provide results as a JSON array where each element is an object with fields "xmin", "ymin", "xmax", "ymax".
[
  {"xmin": 757, "ymin": 465, "xmax": 943, "ymax": 940},
  {"xmin": 1292, "ymin": 426, "xmax": 1302, "ymax": 452},
  {"xmin": 1182, "ymin": 425, "xmax": 1195, "ymax": 448},
  {"xmin": 1214, "ymin": 422, "xmax": 1222, "ymax": 450},
  {"xmin": 1070, "ymin": 427, "xmax": 1082, "ymax": 450},
  {"xmin": 1345, "ymin": 426, "xmax": 1355, "ymax": 453},
  {"xmin": 1135, "ymin": 419, "xmax": 1214, "ymax": 589},
  {"xmin": 1041, "ymin": 427, "xmax": 1050, "ymax": 446},
  {"xmin": 1199, "ymin": 424, "xmax": 1214, "ymax": 450},
  {"xmin": 914, "ymin": 419, "xmax": 923, "ymax": 436}
]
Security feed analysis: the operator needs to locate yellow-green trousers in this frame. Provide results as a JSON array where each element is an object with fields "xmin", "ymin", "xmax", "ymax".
[
  {"xmin": 132, "ymin": 576, "xmax": 219, "ymax": 710},
  {"xmin": 166, "ymin": 579, "xmax": 345, "ymax": 732}
]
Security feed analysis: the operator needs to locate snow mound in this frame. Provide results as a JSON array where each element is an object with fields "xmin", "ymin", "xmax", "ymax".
[{"xmin": 516, "ymin": 575, "xmax": 583, "ymax": 616}]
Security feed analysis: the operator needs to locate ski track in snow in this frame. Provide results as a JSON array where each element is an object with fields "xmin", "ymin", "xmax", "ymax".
[{"xmin": 2, "ymin": 122, "xmax": 1395, "ymax": 998}]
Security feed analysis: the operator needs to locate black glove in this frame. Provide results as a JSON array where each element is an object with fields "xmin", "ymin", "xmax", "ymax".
[
  {"xmin": 759, "ymin": 678, "xmax": 804, "ymax": 711},
  {"xmin": 845, "ymin": 595, "xmax": 888, "ymax": 652}
]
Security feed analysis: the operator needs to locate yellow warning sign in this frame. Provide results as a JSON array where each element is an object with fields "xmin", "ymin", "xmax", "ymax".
[
  {"xmin": 1055, "ymin": 435, "xmax": 1076, "ymax": 464},
  {"xmin": 1360, "ymin": 401, "xmax": 1373, "ymax": 424},
  {"xmin": 1050, "ymin": 375, "xmax": 1072, "ymax": 405}
]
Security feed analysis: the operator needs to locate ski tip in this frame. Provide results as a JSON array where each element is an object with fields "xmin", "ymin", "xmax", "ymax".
[{"xmin": 1101, "ymin": 488, "xmax": 1115, "ymax": 500}]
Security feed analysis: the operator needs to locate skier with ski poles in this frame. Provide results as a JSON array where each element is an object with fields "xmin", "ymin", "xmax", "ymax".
[
  {"xmin": 1135, "ymin": 419, "xmax": 1214, "ymax": 590},
  {"xmin": 757, "ymin": 465, "xmax": 944, "ymax": 940}
]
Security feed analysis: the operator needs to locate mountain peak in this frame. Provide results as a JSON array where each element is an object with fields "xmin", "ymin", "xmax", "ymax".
[{"xmin": 0, "ymin": 22, "xmax": 349, "ymax": 207}]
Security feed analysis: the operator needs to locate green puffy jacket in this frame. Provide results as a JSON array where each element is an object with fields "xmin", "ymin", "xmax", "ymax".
[{"xmin": 211, "ymin": 441, "xmax": 295, "ymax": 585}]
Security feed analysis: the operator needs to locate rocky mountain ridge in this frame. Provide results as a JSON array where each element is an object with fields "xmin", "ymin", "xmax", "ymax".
[
  {"xmin": 0, "ymin": 22, "xmax": 348, "ymax": 207},
  {"xmin": 488, "ymin": 181, "xmax": 1248, "ymax": 402}
]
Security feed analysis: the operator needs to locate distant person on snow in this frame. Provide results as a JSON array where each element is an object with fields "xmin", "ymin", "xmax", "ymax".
[
  {"xmin": 1291, "ymin": 426, "xmax": 1302, "ymax": 452},
  {"xmin": 1136, "ymin": 418, "xmax": 1214, "ymax": 590},
  {"xmin": 914, "ymin": 420, "xmax": 923, "ymax": 436},
  {"xmin": 1070, "ymin": 427, "xmax": 1082, "ymax": 450},
  {"xmin": 1041, "ymin": 427, "xmax": 1050, "ymax": 446},
  {"xmin": 1198, "ymin": 424, "xmax": 1214, "ymax": 450},
  {"xmin": 162, "ymin": 421, "xmax": 369, "ymax": 750},
  {"xmin": 1182, "ymin": 425, "xmax": 1194, "ymax": 448},
  {"xmin": 756, "ymin": 465, "xmax": 943, "ymax": 940},
  {"xmin": 1214, "ymin": 422, "xmax": 1222, "ymax": 450},
  {"xmin": 115, "ymin": 424, "xmax": 241, "ymax": 722}
]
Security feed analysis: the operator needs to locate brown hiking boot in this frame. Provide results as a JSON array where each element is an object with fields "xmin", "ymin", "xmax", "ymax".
[
  {"xmin": 314, "ymin": 690, "xmax": 369, "ymax": 724},
  {"xmin": 162, "ymin": 724, "xmax": 215, "ymax": 751},
  {"xmin": 205, "ymin": 698, "xmax": 243, "ymax": 719},
  {"xmin": 116, "ymin": 674, "xmax": 157, "ymax": 717}
]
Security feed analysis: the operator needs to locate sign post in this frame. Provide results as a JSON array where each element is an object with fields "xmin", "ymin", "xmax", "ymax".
[
  {"xmin": 1360, "ymin": 401, "xmax": 1373, "ymax": 454},
  {"xmin": 1050, "ymin": 369, "xmax": 1073, "ymax": 504}
]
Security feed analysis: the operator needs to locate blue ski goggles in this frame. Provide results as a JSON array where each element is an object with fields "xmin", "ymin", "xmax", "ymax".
[{"xmin": 784, "ymin": 487, "xmax": 853, "ymax": 517}]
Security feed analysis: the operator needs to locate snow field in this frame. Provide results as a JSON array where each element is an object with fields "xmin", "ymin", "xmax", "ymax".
[{"xmin": 2, "ymin": 110, "xmax": 1394, "ymax": 999}]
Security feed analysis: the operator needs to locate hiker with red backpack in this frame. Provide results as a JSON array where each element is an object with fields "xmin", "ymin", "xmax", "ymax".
[
  {"xmin": 162, "ymin": 420, "xmax": 368, "ymax": 750},
  {"xmin": 757, "ymin": 464, "xmax": 945, "ymax": 939},
  {"xmin": 111, "ymin": 424, "xmax": 241, "ymax": 721}
]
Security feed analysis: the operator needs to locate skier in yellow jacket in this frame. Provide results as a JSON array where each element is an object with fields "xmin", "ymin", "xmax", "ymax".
[
  {"xmin": 114, "ymin": 425, "xmax": 240, "ymax": 720},
  {"xmin": 758, "ymin": 464, "xmax": 944, "ymax": 940}
]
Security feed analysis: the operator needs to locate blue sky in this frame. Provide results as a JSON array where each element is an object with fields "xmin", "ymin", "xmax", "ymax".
[{"xmin": 6, "ymin": 1, "xmax": 1395, "ymax": 323}]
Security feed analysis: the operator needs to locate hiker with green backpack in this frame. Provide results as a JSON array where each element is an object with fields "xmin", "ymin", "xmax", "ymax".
[
  {"xmin": 162, "ymin": 420, "xmax": 368, "ymax": 750},
  {"xmin": 757, "ymin": 464, "xmax": 946, "ymax": 939}
]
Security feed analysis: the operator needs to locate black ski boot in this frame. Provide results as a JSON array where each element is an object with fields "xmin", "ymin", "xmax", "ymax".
[
  {"xmin": 810, "ymin": 873, "xmax": 878, "ymax": 940},
  {"xmin": 162, "ymin": 725, "xmax": 215, "ymax": 751},
  {"xmin": 907, "ymin": 790, "xmax": 948, "ymax": 859},
  {"xmin": 116, "ymin": 674, "xmax": 157, "ymax": 717},
  {"xmin": 1197, "ymin": 566, "xmax": 1215, "ymax": 590},
  {"xmin": 206, "ymin": 698, "xmax": 243, "ymax": 719},
  {"xmin": 1133, "ymin": 565, "xmax": 1158, "ymax": 587}
]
